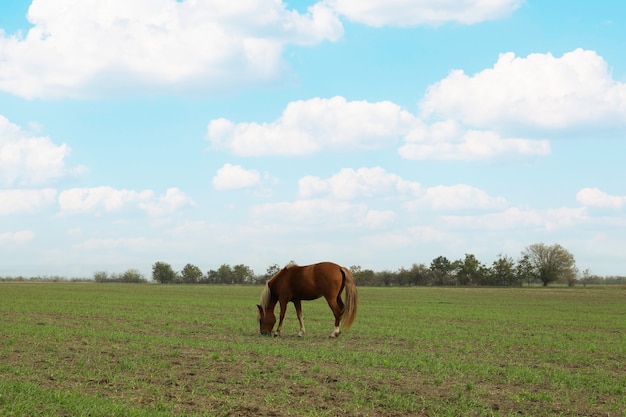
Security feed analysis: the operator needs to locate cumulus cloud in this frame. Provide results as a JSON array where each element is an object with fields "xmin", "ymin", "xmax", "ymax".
[
  {"xmin": 420, "ymin": 49, "xmax": 626, "ymax": 129},
  {"xmin": 326, "ymin": 0, "xmax": 523, "ymax": 27},
  {"xmin": 74, "ymin": 236, "xmax": 164, "ymax": 251},
  {"xmin": 0, "ymin": 0, "xmax": 343, "ymax": 99},
  {"xmin": 212, "ymin": 164, "xmax": 261, "ymax": 190},
  {"xmin": 58, "ymin": 186, "xmax": 153, "ymax": 214},
  {"xmin": 576, "ymin": 188, "xmax": 626, "ymax": 210},
  {"xmin": 443, "ymin": 206, "xmax": 588, "ymax": 231},
  {"xmin": 362, "ymin": 225, "xmax": 448, "ymax": 248},
  {"xmin": 58, "ymin": 186, "xmax": 194, "ymax": 216},
  {"xmin": 0, "ymin": 115, "xmax": 77, "ymax": 186},
  {"xmin": 399, "ymin": 119, "xmax": 550, "ymax": 160},
  {"xmin": 299, "ymin": 166, "xmax": 421, "ymax": 200},
  {"xmin": 252, "ymin": 198, "xmax": 365, "ymax": 226},
  {"xmin": 404, "ymin": 184, "xmax": 509, "ymax": 211},
  {"xmin": 138, "ymin": 187, "xmax": 196, "ymax": 217},
  {"xmin": 0, "ymin": 230, "xmax": 35, "ymax": 245},
  {"xmin": 0, "ymin": 188, "xmax": 57, "ymax": 216},
  {"xmin": 252, "ymin": 198, "xmax": 391, "ymax": 229},
  {"xmin": 207, "ymin": 96, "xmax": 414, "ymax": 156}
]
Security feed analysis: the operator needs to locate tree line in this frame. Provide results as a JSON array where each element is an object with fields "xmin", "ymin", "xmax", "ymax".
[
  {"xmin": 138, "ymin": 243, "xmax": 621, "ymax": 287},
  {"xmin": 5, "ymin": 242, "xmax": 622, "ymax": 286}
]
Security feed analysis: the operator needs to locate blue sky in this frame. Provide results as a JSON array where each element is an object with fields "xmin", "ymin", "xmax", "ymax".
[{"xmin": 1, "ymin": 0, "xmax": 625, "ymax": 278}]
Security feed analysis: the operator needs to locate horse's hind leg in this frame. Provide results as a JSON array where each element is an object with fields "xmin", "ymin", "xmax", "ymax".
[
  {"xmin": 294, "ymin": 300, "xmax": 306, "ymax": 337},
  {"xmin": 325, "ymin": 297, "xmax": 343, "ymax": 338}
]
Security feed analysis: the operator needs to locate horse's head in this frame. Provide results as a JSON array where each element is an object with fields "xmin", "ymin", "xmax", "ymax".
[{"xmin": 257, "ymin": 304, "xmax": 276, "ymax": 336}]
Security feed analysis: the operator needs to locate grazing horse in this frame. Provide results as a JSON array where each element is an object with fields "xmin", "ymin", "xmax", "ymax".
[{"xmin": 257, "ymin": 262, "xmax": 358, "ymax": 338}]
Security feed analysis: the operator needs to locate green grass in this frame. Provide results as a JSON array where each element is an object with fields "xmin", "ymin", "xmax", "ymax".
[{"xmin": 1, "ymin": 284, "xmax": 625, "ymax": 416}]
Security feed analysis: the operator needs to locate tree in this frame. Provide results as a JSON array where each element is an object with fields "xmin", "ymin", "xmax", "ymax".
[
  {"xmin": 181, "ymin": 263, "xmax": 203, "ymax": 284},
  {"xmin": 522, "ymin": 243, "xmax": 577, "ymax": 287},
  {"xmin": 215, "ymin": 264, "xmax": 234, "ymax": 284},
  {"xmin": 152, "ymin": 262, "xmax": 177, "ymax": 284},
  {"xmin": 456, "ymin": 254, "xmax": 484, "ymax": 286},
  {"xmin": 430, "ymin": 256, "xmax": 455, "ymax": 285},
  {"xmin": 376, "ymin": 270, "xmax": 395, "ymax": 286},
  {"xmin": 264, "ymin": 263, "xmax": 281, "ymax": 282},
  {"xmin": 408, "ymin": 263, "xmax": 432, "ymax": 286},
  {"xmin": 490, "ymin": 254, "xmax": 518, "ymax": 286},
  {"xmin": 580, "ymin": 268, "xmax": 593, "ymax": 287},
  {"xmin": 516, "ymin": 254, "xmax": 535, "ymax": 286},
  {"xmin": 350, "ymin": 265, "xmax": 376, "ymax": 286},
  {"xmin": 93, "ymin": 271, "xmax": 109, "ymax": 283},
  {"xmin": 120, "ymin": 268, "xmax": 146, "ymax": 283},
  {"xmin": 233, "ymin": 264, "xmax": 255, "ymax": 284}
]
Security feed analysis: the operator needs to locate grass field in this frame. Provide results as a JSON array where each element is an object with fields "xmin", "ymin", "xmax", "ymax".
[{"xmin": 0, "ymin": 284, "xmax": 625, "ymax": 416}]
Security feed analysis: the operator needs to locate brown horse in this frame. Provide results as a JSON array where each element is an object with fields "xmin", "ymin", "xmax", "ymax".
[{"xmin": 257, "ymin": 262, "xmax": 358, "ymax": 338}]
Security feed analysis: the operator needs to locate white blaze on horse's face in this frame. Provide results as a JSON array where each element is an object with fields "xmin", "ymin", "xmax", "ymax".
[{"xmin": 257, "ymin": 304, "xmax": 276, "ymax": 336}]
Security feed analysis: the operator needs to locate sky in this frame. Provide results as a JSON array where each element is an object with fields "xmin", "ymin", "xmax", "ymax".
[{"xmin": 1, "ymin": 0, "xmax": 625, "ymax": 279}]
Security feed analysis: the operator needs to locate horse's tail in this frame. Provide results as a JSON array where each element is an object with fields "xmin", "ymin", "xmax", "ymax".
[{"xmin": 340, "ymin": 267, "xmax": 358, "ymax": 331}]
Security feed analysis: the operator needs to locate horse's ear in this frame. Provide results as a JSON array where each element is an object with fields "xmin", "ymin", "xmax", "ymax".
[{"xmin": 257, "ymin": 304, "xmax": 263, "ymax": 313}]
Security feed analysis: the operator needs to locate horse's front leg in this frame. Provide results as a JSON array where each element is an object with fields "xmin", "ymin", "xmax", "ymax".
[
  {"xmin": 274, "ymin": 300, "xmax": 288, "ymax": 337},
  {"xmin": 294, "ymin": 300, "xmax": 306, "ymax": 337}
]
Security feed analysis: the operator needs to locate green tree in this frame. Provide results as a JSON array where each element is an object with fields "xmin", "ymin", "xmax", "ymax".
[
  {"xmin": 93, "ymin": 271, "xmax": 109, "ymax": 283},
  {"xmin": 522, "ymin": 243, "xmax": 577, "ymax": 287},
  {"xmin": 516, "ymin": 254, "xmax": 535, "ymax": 286},
  {"xmin": 215, "ymin": 264, "xmax": 234, "ymax": 284},
  {"xmin": 120, "ymin": 268, "xmax": 146, "ymax": 283},
  {"xmin": 490, "ymin": 254, "xmax": 517, "ymax": 286},
  {"xmin": 350, "ymin": 265, "xmax": 376, "ymax": 286},
  {"xmin": 456, "ymin": 254, "xmax": 483, "ymax": 286},
  {"xmin": 264, "ymin": 263, "xmax": 281, "ymax": 282},
  {"xmin": 152, "ymin": 262, "xmax": 177, "ymax": 284},
  {"xmin": 181, "ymin": 263, "xmax": 203, "ymax": 284},
  {"xmin": 407, "ymin": 263, "xmax": 432, "ymax": 286},
  {"xmin": 430, "ymin": 256, "xmax": 455, "ymax": 285},
  {"xmin": 376, "ymin": 270, "xmax": 395, "ymax": 286},
  {"xmin": 233, "ymin": 264, "xmax": 255, "ymax": 284}
]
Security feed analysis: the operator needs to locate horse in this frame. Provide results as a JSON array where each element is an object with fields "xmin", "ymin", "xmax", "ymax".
[{"xmin": 257, "ymin": 262, "xmax": 358, "ymax": 338}]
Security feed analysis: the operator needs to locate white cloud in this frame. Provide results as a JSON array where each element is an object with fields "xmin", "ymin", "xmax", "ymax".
[
  {"xmin": 74, "ymin": 236, "xmax": 164, "ymax": 252},
  {"xmin": 57, "ymin": 186, "xmax": 193, "ymax": 217},
  {"xmin": 406, "ymin": 184, "xmax": 509, "ymax": 211},
  {"xmin": 576, "ymin": 188, "xmax": 626, "ymax": 210},
  {"xmin": 361, "ymin": 209, "xmax": 396, "ymax": 228},
  {"xmin": 207, "ymin": 96, "xmax": 415, "ymax": 156},
  {"xmin": 0, "ymin": 0, "xmax": 342, "ymax": 99},
  {"xmin": 252, "ymin": 198, "xmax": 367, "ymax": 226},
  {"xmin": 443, "ymin": 206, "xmax": 588, "ymax": 231},
  {"xmin": 363, "ymin": 225, "xmax": 448, "ymax": 248},
  {"xmin": 213, "ymin": 164, "xmax": 261, "ymax": 190},
  {"xmin": 420, "ymin": 49, "xmax": 626, "ymax": 129},
  {"xmin": 399, "ymin": 119, "xmax": 550, "ymax": 160},
  {"xmin": 0, "ymin": 230, "xmax": 35, "ymax": 245},
  {"xmin": 0, "ymin": 188, "xmax": 57, "ymax": 216},
  {"xmin": 58, "ymin": 186, "xmax": 153, "ymax": 214},
  {"xmin": 138, "ymin": 187, "xmax": 196, "ymax": 217},
  {"xmin": 0, "ymin": 115, "xmax": 77, "ymax": 186},
  {"xmin": 299, "ymin": 166, "xmax": 421, "ymax": 200},
  {"xmin": 326, "ymin": 0, "xmax": 523, "ymax": 27}
]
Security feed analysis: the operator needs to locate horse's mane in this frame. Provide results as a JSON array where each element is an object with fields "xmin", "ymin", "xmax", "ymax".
[
  {"xmin": 259, "ymin": 283, "xmax": 271, "ymax": 311},
  {"xmin": 259, "ymin": 262, "xmax": 299, "ymax": 311},
  {"xmin": 259, "ymin": 262, "xmax": 298, "ymax": 310}
]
